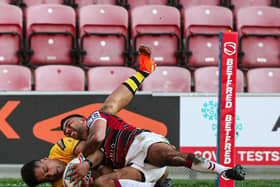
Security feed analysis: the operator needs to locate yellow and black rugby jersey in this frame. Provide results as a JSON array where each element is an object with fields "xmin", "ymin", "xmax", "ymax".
[
  {"xmin": 48, "ymin": 137, "xmax": 80, "ymax": 164},
  {"xmin": 51, "ymin": 178, "xmax": 63, "ymax": 187},
  {"xmin": 48, "ymin": 137, "xmax": 80, "ymax": 187}
]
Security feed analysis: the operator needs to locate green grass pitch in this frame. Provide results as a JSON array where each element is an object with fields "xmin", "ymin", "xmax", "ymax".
[{"xmin": 1, "ymin": 179, "xmax": 280, "ymax": 187}]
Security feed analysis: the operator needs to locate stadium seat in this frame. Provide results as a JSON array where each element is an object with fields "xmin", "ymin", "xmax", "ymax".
[
  {"xmin": 79, "ymin": 5, "xmax": 129, "ymax": 66},
  {"xmin": 179, "ymin": 0, "xmax": 220, "ymax": 8},
  {"xmin": 26, "ymin": 4, "xmax": 76, "ymax": 65},
  {"xmin": 131, "ymin": 5, "xmax": 181, "ymax": 66},
  {"xmin": 74, "ymin": 0, "xmax": 118, "ymax": 9},
  {"xmin": 123, "ymin": 0, "xmax": 170, "ymax": 10},
  {"xmin": 0, "ymin": 65, "xmax": 31, "ymax": 91},
  {"xmin": 177, "ymin": 0, "xmax": 220, "ymax": 15},
  {"xmin": 87, "ymin": 66, "xmax": 135, "ymax": 91},
  {"xmin": 184, "ymin": 6, "xmax": 233, "ymax": 68},
  {"xmin": 19, "ymin": 0, "xmax": 66, "ymax": 8},
  {"xmin": 21, "ymin": 0, "xmax": 66, "ymax": 7},
  {"xmin": 247, "ymin": 68, "xmax": 280, "ymax": 93},
  {"xmin": 34, "ymin": 65, "xmax": 85, "ymax": 91},
  {"xmin": 0, "ymin": 4, "xmax": 23, "ymax": 65},
  {"xmin": 142, "ymin": 66, "xmax": 191, "ymax": 92},
  {"xmin": 193, "ymin": 66, "xmax": 244, "ymax": 92},
  {"xmin": 237, "ymin": 6, "xmax": 280, "ymax": 68},
  {"xmin": 0, "ymin": 0, "xmax": 14, "ymax": 4},
  {"xmin": 229, "ymin": 0, "xmax": 272, "ymax": 17}
]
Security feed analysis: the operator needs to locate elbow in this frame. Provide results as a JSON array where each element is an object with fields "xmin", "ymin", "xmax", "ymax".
[{"xmin": 92, "ymin": 134, "xmax": 104, "ymax": 145}]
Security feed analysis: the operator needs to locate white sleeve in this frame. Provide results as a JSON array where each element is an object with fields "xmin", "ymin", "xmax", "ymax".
[{"xmin": 87, "ymin": 111, "xmax": 106, "ymax": 128}]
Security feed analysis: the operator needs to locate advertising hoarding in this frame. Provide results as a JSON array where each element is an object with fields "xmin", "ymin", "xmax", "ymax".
[
  {"xmin": 180, "ymin": 96, "xmax": 280, "ymax": 165},
  {"xmin": 0, "ymin": 93, "xmax": 179, "ymax": 164}
]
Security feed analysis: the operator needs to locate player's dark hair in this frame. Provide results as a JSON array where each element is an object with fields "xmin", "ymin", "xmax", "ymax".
[
  {"xmin": 60, "ymin": 114, "xmax": 85, "ymax": 130},
  {"xmin": 21, "ymin": 160, "xmax": 41, "ymax": 187}
]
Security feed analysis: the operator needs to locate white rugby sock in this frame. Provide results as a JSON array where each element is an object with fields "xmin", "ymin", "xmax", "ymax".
[
  {"xmin": 115, "ymin": 179, "xmax": 155, "ymax": 187},
  {"xmin": 191, "ymin": 159, "xmax": 229, "ymax": 175}
]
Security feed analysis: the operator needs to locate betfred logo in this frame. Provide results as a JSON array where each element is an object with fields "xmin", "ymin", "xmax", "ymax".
[{"xmin": 224, "ymin": 42, "xmax": 237, "ymax": 56}]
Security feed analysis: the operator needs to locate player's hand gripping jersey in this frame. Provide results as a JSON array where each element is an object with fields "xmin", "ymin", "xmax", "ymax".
[
  {"xmin": 48, "ymin": 137, "xmax": 80, "ymax": 187},
  {"xmin": 87, "ymin": 111, "xmax": 149, "ymax": 169}
]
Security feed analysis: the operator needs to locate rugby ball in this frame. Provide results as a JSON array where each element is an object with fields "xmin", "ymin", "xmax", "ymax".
[{"xmin": 63, "ymin": 156, "xmax": 91, "ymax": 187}]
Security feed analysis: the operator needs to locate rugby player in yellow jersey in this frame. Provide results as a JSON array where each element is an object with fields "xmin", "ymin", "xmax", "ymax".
[
  {"xmin": 21, "ymin": 136, "xmax": 170, "ymax": 187},
  {"xmin": 47, "ymin": 137, "xmax": 84, "ymax": 187},
  {"xmin": 21, "ymin": 136, "xmax": 108, "ymax": 187}
]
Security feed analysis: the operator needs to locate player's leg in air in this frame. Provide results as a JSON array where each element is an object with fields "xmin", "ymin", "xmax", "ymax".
[{"xmin": 99, "ymin": 45, "xmax": 156, "ymax": 115}]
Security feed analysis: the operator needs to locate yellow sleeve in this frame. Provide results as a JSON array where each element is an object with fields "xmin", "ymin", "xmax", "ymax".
[
  {"xmin": 51, "ymin": 178, "xmax": 63, "ymax": 187},
  {"xmin": 48, "ymin": 137, "xmax": 80, "ymax": 164}
]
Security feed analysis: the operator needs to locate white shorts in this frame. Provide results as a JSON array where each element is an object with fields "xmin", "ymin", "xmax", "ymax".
[{"xmin": 125, "ymin": 132, "xmax": 170, "ymax": 183}]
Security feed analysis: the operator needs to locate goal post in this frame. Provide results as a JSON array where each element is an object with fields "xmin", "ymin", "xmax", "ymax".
[{"xmin": 216, "ymin": 31, "xmax": 238, "ymax": 187}]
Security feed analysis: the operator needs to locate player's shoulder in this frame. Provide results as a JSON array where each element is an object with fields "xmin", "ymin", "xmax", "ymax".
[
  {"xmin": 49, "ymin": 137, "xmax": 80, "ymax": 161},
  {"xmin": 87, "ymin": 110, "xmax": 108, "ymax": 127},
  {"xmin": 54, "ymin": 137, "xmax": 79, "ymax": 150}
]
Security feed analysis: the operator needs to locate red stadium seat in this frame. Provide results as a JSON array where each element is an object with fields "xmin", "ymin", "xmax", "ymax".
[
  {"xmin": 79, "ymin": 5, "xmax": 128, "ymax": 66},
  {"xmin": 237, "ymin": 6, "xmax": 280, "ymax": 68},
  {"xmin": 124, "ymin": 0, "xmax": 170, "ymax": 10},
  {"xmin": 21, "ymin": 0, "xmax": 65, "ymax": 7},
  {"xmin": 179, "ymin": 0, "xmax": 220, "ymax": 8},
  {"xmin": 75, "ymin": 0, "xmax": 117, "ymax": 9},
  {"xmin": 142, "ymin": 66, "xmax": 191, "ymax": 92},
  {"xmin": 184, "ymin": 5, "xmax": 233, "ymax": 67},
  {"xmin": 0, "ymin": 0, "xmax": 13, "ymax": 4},
  {"xmin": 0, "ymin": 65, "xmax": 31, "ymax": 91},
  {"xmin": 87, "ymin": 66, "xmax": 135, "ymax": 91},
  {"xmin": 35, "ymin": 65, "xmax": 85, "ymax": 91},
  {"xmin": 194, "ymin": 66, "xmax": 244, "ymax": 93},
  {"xmin": 0, "ymin": 4, "xmax": 23, "ymax": 65},
  {"xmin": 178, "ymin": 0, "xmax": 220, "ymax": 15},
  {"xmin": 230, "ymin": 0, "xmax": 272, "ymax": 17},
  {"xmin": 0, "ymin": 0, "xmax": 23, "ymax": 5},
  {"xmin": 247, "ymin": 68, "xmax": 280, "ymax": 93},
  {"xmin": 26, "ymin": 4, "xmax": 76, "ymax": 65},
  {"xmin": 131, "ymin": 5, "xmax": 181, "ymax": 66}
]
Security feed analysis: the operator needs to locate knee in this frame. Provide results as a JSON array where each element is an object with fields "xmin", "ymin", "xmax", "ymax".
[{"xmin": 153, "ymin": 151, "xmax": 175, "ymax": 167}]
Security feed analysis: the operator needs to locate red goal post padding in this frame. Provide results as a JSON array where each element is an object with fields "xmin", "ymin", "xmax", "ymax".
[{"xmin": 216, "ymin": 31, "xmax": 238, "ymax": 187}]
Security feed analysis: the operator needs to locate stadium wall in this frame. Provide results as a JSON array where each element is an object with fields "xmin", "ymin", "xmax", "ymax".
[{"xmin": 0, "ymin": 92, "xmax": 279, "ymax": 179}]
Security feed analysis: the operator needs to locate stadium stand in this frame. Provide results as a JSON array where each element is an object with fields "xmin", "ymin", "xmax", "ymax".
[
  {"xmin": 79, "ymin": 5, "xmax": 129, "ymax": 66},
  {"xmin": 0, "ymin": 65, "xmax": 31, "ymax": 90},
  {"xmin": 247, "ymin": 68, "xmax": 280, "ymax": 93},
  {"xmin": 0, "ymin": 0, "xmax": 278, "ymax": 94},
  {"xmin": 193, "ymin": 66, "xmax": 244, "ymax": 92},
  {"xmin": 183, "ymin": 5, "xmax": 233, "ymax": 68},
  {"xmin": 87, "ymin": 66, "xmax": 135, "ymax": 91},
  {"xmin": 237, "ymin": 6, "xmax": 280, "ymax": 68},
  {"xmin": 34, "ymin": 65, "xmax": 85, "ymax": 91},
  {"xmin": 131, "ymin": 5, "xmax": 181, "ymax": 66},
  {"xmin": 0, "ymin": 4, "xmax": 23, "ymax": 65},
  {"xmin": 25, "ymin": 4, "xmax": 77, "ymax": 66},
  {"xmin": 142, "ymin": 66, "xmax": 191, "ymax": 92}
]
